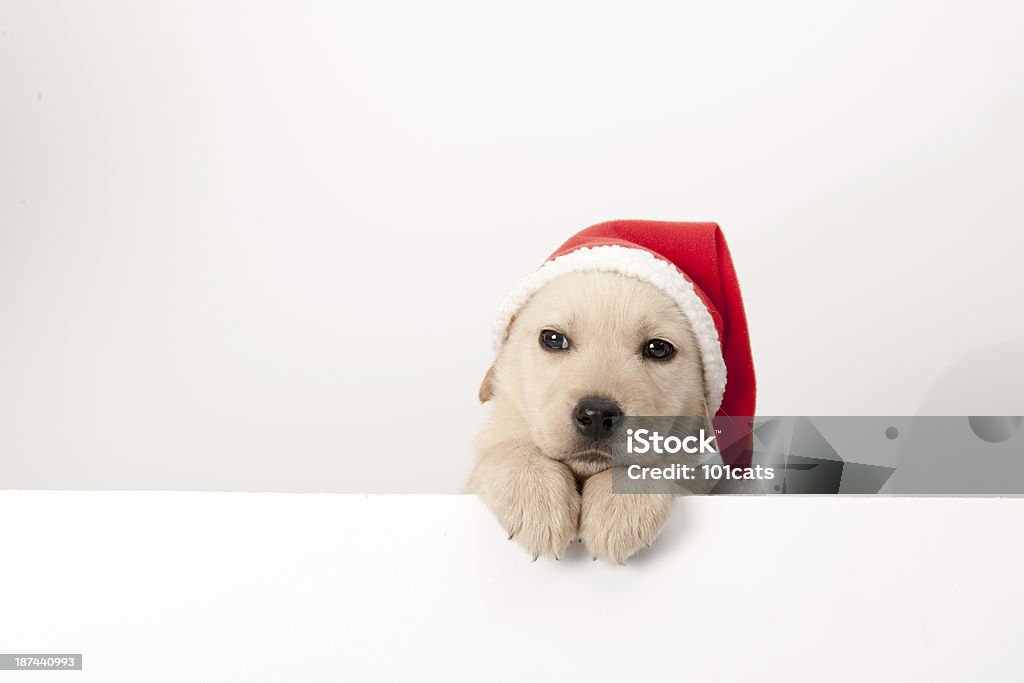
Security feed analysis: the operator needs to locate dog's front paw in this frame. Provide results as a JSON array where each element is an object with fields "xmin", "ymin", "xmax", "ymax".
[
  {"xmin": 580, "ymin": 469, "xmax": 673, "ymax": 564},
  {"xmin": 478, "ymin": 457, "xmax": 580, "ymax": 561}
]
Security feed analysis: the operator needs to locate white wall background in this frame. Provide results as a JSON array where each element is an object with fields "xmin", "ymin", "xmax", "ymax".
[{"xmin": 2, "ymin": 0, "xmax": 1022, "ymax": 492}]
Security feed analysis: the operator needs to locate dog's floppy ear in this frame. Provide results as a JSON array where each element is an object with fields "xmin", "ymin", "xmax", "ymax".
[
  {"xmin": 478, "ymin": 363, "xmax": 497, "ymax": 403},
  {"xmin": 479, "ymin": 314, "xmax": 516, "ymax": 403}
]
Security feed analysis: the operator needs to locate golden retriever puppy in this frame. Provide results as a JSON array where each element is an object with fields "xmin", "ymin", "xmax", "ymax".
[{"xmin": 467, "ymin": 271, "xmax": 708, "ymax": 563}]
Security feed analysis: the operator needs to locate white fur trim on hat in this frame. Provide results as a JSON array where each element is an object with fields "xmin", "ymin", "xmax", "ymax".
[{"xmin": 492, "ymin": 245, "xmax": 727, "ymax": 414}]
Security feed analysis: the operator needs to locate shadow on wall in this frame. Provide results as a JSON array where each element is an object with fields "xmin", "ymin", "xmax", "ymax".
[
  {"xmin": 915, "ymin": 344, "xmax": 1024, "ymax": 416},
  {"xmin": 876, "ymin": 344, "xmax": 1024, "ymax": 494}
]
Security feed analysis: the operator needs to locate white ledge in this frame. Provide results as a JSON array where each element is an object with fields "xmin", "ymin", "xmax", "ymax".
[{"xmin": 0, "ymin": 492, "xmax": 1021, "ymax": 681}]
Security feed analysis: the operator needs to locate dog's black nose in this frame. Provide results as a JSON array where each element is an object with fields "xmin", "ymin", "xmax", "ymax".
[{"xmin": 573, "ymin": 397, "xmax": 623, "ymax": 439}]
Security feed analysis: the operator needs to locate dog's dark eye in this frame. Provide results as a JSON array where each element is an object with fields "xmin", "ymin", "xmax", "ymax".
[
  {"xmin": 643, "ymin": 339, "xmax": 675, "ymax": 360},
  {"xmin": 539, "ymin": 329, "xmax": 570, "ymax": 351}
]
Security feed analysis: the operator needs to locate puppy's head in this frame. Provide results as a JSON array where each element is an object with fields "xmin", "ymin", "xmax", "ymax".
[{"xmin": 482, "ymin": 271, "xmax": 707, "ymax": 475}]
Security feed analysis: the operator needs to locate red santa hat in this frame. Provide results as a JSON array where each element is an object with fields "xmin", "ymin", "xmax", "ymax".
[{"xmin": 493, "ymin": 220, "xmax": 756, "ymax": 421}]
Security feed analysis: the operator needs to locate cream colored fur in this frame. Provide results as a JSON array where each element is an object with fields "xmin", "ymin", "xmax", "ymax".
[{"xmin": 467, "ymin": 271, "xmax": 708, "ymax": 563}]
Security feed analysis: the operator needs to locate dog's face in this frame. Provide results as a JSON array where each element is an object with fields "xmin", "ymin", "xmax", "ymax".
[{"xmin": 483, "ymin": 271, "xmax": 707, "ymax": 476}]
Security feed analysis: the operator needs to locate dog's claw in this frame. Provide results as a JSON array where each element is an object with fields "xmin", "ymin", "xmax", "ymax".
[
  {"xmin": 592, "ymin": 555, "xmax": 598, "ymax": 561},
  {"xmin": 531, "ymin": 553, "xmax": 539, "ymax": 562}
]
